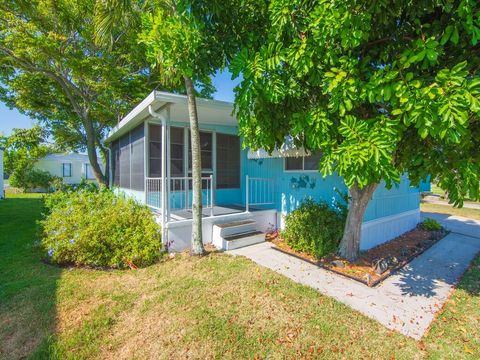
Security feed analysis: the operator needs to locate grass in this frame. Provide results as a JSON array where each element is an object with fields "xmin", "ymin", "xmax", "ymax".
[
  {"xmin": 429, "ymin": 183, "xmax": 479, "ymax": 204},
  {"xmin": 421, "ymin": 202, "xmax": 480, "ymax": 221},
  {"xmin": 1, "ymin": 193, "xmax": 479, "ymax": 359}
]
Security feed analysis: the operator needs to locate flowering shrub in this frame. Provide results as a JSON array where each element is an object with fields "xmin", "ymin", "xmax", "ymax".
[
  {"xmin": 282, "ymin": 198, "xmax": 347, "ymax": 259},
  {"xmin": 40, "ymin": 188, "xmax": 162, "ymax": 268}
]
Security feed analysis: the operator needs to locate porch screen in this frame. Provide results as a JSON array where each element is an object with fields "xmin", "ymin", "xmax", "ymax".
[
  {"xmin": 130, "ymin": 124, "xmax": 145, "ymax": 191},
  {"xmin": 111, "ymin": 124, "xmax": 145, "ymax": 190},
  {"xmin": 112, "ymin": 140, "xmax": 120, "ymax": 186},
  {"xmin": 149, "ymin": 124, "xmax": 162, "ymax": 177},
  {"xmin": 119, "ymin": 134, "xmax": 130, "ymax": 188},
  {"xmin": 216, "ymin": 133, "xmax": 240, "ymax": 189}
]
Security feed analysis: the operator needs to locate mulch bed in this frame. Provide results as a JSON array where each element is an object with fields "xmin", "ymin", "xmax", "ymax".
[{"xmin": 267, "ymin": 226, "xmax": 449, "ymax": 287}]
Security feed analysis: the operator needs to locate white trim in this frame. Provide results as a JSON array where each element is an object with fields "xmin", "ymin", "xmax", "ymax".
[{"xmin": 248, "ymin": 148, "xmax": 310, "ymax": 159}]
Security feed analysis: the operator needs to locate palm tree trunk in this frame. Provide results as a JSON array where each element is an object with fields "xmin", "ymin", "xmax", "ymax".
[
  {"xmin": 184, "ymin": 75, "xmax": 205, "ymax": 256},
  {"xmin": 338, "ymin": 182, "xmax": 378, "ymax": 261}
]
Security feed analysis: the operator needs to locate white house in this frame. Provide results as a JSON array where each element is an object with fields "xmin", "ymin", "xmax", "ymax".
[
  {"xmin": 0, "ymin": 148, "xmax": 4, "ymax": 199},
  {"xmin": 35, "ymin": 153, "xmax": 98, "ymax": 185}
]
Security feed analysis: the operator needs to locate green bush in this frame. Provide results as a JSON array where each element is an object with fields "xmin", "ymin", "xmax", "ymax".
[
  {"xmin": 420, "ymin": 218, "xmax": 442, "ymax": 231},
  {"xmin": 282, "ymin": 198, "xmax": 347, "ymax": 259},
  {"xmin": 40, "ymin": 188, "xmax": 162, "ymax": 268},
  {"xmin": 10, "ymin": 167, "xmax": 57, "ymax": 191}
]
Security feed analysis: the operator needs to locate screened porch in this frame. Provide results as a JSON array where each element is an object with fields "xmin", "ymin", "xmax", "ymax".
[{"xmin": 109, "ymin": 100, "xmax": 275, "ymax": 224}]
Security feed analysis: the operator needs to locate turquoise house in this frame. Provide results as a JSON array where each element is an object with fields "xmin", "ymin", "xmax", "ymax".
[{"xmin": 105, "ymin": 91, "xmax": 421, "ymax": 252}]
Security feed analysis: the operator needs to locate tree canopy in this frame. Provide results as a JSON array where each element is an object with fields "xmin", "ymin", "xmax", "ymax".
[
  {"xmin": 230, "ymin": 0, "xmax": 480, "ymax": 259},
  {"xmin": 0, "ymin": 0, "xmax": 162, "ymax": 185}
]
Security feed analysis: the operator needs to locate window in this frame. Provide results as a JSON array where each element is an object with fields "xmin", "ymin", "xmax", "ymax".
[
  {"xmin": 285, "ymin": 152, "xmax": 322, "ymax": 171},
  {"xmin": 216, "ymin": 133, "xmax": 240, "ymax": 189},
  {"xmin": 62, "ymin": 163, "xmax": 72, "ymax": 177},
  {"xmin": 84, "ymin": 164, "xmax": 95, "ymax": 180}
]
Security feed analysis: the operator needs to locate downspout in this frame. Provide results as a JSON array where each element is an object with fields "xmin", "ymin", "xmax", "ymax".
[{"xmin": 148, "ymin": 104, "xmax": 170, "ymax": 248}]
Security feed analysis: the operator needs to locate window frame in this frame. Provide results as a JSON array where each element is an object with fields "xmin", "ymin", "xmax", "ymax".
[
  {"xmin": 84, "ymin": 163, "xmax": 96, "ymax": 180},
  {"xmin": 62, "ymin": 162, "xmax": 72, "ymax": 177},
  {"xmin": 283, "ymin": 153, "xmax": 321, "ymax": 173}
]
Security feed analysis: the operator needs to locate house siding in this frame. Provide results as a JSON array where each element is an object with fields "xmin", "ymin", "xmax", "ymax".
[
  {"xmin": 35, "ymin": 154, "xmax": 97, "ymax": 185},
  {"xmin": 241, "ymin": 153, "xmax": 420, "ymax": 224}
]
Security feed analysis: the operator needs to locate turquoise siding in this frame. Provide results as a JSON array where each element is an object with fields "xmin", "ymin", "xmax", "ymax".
[
  {"xmin": 114, "ymin": 120, "xmax": 419, "ymax": 223},
  {"xmin": 240, "ymin": 153, "xmax": 420, "ymax": 223}
]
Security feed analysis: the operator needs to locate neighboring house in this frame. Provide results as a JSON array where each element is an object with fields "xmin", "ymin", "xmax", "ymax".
[
  {"xmin": 0, "ymin": 148, "xmax": 4, "ymax": 199},
  {"xmin": 35, "ymin": 153, "xmax": 98, "ymax": 185},
  {"xmin": 105, "ymin": 91, "xmax": 421, "ymax": 252}
]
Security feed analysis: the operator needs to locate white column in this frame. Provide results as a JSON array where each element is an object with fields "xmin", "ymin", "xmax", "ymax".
[
  {"xmin": 166, "ymin": 105, "xmax": 171, "ymax": 222},
  {"xmin": 161, "ymin": 114, "xmax": 167, "ymax": 230}
]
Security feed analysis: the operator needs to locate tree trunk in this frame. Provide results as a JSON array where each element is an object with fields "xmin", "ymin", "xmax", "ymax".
[
  {"xmin": 338, "ymin": 182, "xmax": 378, "ymax": 262},
  {"xmin": 83, "ymin": 117, "xmax": 108, "ymax": 187},
  {"xmin": 184, "ymin": 75, "xmax": 205, "ymax": 256},
  {"xmin": 97, "ymin": 140, "xmax": 110, "ymax": 186}
]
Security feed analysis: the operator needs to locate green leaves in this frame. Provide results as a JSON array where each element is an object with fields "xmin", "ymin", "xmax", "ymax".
[{"xmin": 230, "ymin": 0, "xmax": 480, "ymax": 203}]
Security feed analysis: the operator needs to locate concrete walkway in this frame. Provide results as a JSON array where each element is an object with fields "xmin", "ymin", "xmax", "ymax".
[{"xmin": 229, "ymin": 214, "xmax": 480, "ymax": 340}]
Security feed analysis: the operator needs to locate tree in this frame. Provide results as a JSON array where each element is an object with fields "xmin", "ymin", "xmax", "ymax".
[
  {"xmin": 230, "ymin": 0, "xmax": 480, "ymax": 261},
  {"xmin": 95, "ymin": 0, "xmax": 252, "ymax": 255},
  {"xmin": 1, "ymin": 125, "xmax": 55, "ymax": 191},
  {"xmin": 0, "ymin": 0, "xmax": 160, "ymax": 186}
]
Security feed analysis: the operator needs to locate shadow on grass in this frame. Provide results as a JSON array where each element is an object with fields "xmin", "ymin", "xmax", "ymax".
[{"xmin": 0, "ymin": 195, "xmax": 61, "ymax": 359}]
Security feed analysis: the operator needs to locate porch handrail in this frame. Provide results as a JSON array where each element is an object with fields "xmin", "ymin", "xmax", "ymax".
[
  {"xmin": 245, "ymin": 175, "xmax": 275, "ymax": 212},
  {"xmin": 146, "ymin": 175, "xmax": 214, "ymax": 217}
]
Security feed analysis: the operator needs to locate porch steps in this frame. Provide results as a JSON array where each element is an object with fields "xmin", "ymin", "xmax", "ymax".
[{"xmin": 212, "ymin": 220, "xmax": 265, "ymax": 250}]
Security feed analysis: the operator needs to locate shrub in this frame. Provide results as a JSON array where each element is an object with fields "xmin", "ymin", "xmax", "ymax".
[
  {"xmin": 420, "ymin": 218, "xmax": 442, "ymax": 231},
  {"xmin": 10, "ymin": 167, "xmax": 57, "ymax": 191},
  {"xmin": 282, "ymin": 198, "xmax": 347, "ymax": 259},
  {"xmin": 40, "ymin": 188, "xmax": 162, "ymax": 268}
]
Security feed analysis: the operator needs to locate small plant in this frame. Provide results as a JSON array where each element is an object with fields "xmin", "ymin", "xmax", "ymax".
[
  {"xmin": 420, "ymin": 218, "xmax": 442, "ymax": 231},
  {"xmin": 281, "ymin": 198, "xmax": 346, "ymax": 259},
  {"xmin": 40, "ymin": 188, "xmax": 162, "ymax": 268}
]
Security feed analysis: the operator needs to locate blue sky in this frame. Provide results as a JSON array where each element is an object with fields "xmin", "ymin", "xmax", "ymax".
[{"xmin": 0, "ymin": 70, "xmax": 240, "ymax": 136}]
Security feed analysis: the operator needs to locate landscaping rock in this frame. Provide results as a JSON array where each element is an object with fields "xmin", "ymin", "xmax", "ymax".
[
  {"xmin": 331, "ymin": 260, "xmax": 345, "ymax": 268},
  {"xmin": 372, "ymin": 258, "xmax": 389, "ymax": 275}
]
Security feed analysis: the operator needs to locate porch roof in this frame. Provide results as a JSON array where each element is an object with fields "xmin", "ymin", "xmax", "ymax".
[{"xmin": 105, "ymin": 91, "xmax": 236, "ymax": 143}]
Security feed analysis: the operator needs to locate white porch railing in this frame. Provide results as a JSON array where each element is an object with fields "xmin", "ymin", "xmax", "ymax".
[
  {"xmin": 245, "ymin": 175, "xmax": 275, "ymax": 212},
  {"xmin": 145, "ymin": 175, "xmax": 214, "ymax": 216},
  {"xmin": 170, "ymin": 175, "xmax": 214, "ymax": 211},
  {"xmin": 146, "ymin": 177, "xmax": 163, "ymax": 210}
]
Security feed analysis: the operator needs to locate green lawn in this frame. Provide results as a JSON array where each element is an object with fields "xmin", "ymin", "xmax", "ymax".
[
  {"xmin": 1, "ymin": 194, "xmax": 479, "ymax": 359},
  {"xmin": 421, "ymin": 202, "xmax": 480, "ymax": 221}
]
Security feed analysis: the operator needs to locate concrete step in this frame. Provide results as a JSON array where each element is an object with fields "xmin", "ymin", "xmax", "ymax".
[
  {"xmin": 213, "ymin": 219, "xmax": 257, "ymax": 238},
  {"xmin": 223, "ymin": 230, "xmax": 265, "ymax": 250}
]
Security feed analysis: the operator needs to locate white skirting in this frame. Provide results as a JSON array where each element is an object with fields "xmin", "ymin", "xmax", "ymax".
[
  {"xmin": 165, "ymin": 210, "xmax": 277, "ymax": 252},
  {"xmin": 360, "ymin": 209, "xmax": 420, "ymax": 250}
]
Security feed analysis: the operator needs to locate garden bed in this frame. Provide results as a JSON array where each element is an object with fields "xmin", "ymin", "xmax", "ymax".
[{"xmin": 267, "ymin": 226, "xmax": 448, "ymax": 287}]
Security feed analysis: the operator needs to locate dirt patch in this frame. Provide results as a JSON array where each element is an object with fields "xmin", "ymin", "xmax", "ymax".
[{"xmin": 269, "ymin": 226, "xmax": 448, "ymax": 287}]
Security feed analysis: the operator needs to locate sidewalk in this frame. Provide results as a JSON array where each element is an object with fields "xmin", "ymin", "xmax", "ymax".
[{"xmin": 229, "ymin": 214, "xmax": 480, "ymax": 339}]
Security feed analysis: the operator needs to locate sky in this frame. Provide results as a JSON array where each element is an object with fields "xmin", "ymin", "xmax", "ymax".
[{"xmin": 0, "ymin": 69, "xmax": 241, "ymax": 137}]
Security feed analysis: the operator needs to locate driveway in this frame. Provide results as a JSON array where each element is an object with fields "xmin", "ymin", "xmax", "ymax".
[{"xmin": 229, "ymin": 213, "xmax": 480, "ymax": 340}]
